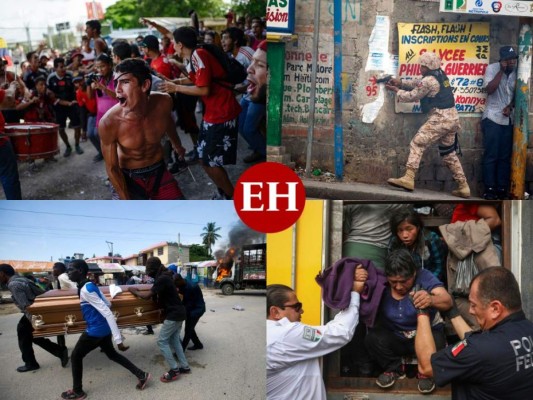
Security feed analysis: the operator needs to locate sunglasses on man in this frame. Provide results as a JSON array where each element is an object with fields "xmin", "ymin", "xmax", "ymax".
[{"xmin": 281, "ymin": 302, "xmax": 303, "ymax": 312}]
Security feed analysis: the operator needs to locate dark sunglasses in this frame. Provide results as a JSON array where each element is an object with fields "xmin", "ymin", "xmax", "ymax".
[{"xmin": 281, "ymin": 302, "xmax": 302, "ymax": 312}]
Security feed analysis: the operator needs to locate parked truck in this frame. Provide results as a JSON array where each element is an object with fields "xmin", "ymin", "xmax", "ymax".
[{"xmin": 215, "ymin": 243, "xmax": 266, "ymax": 295}]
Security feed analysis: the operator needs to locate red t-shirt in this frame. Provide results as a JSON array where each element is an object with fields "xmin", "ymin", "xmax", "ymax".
[
  {"xmin": 76, "ymin": 88, "xmax": 97, "ymax": 114},
  {"xmin": 0, "ymin": 89, "xmax": 8, "ymax": 146},
  {"xmin": 188, "ymin": 48, "xmax": 241, "ymax": 124},
  {"xmin": 451, "ymin": 204, "xmax": 480, "ymax": 223},
  {"xmin": 151, "ymin": 53, "xmax": 174, "ymax": 79},
  {"xmin": 164, "ymin": 42, "xmax": 175, "ymax": 57}
]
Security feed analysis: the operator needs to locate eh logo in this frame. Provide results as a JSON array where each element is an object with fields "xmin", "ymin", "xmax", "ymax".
[{"xmin": 234, "ymin": 162, "xmax": 306, "ymax": 233}]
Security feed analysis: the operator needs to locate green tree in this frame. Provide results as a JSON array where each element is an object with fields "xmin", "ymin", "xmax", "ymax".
[
  {"xmin": 189, "ymin": 244, "xmax": 211, "ymax": 262},
  {"xmin": 106, "ymin": 0, "xmax": 227, "ymax": 29},
  {"xmin": 200, "ymin": 222, "xmax": 222, "ymax": 256},
  {"xmin": 137, "ymin": 0, "xmax": 225, "ymax": 18},
  {"xmin": 105, "ymin": 0, "xmax": 140, "ymax": 29},
  {"xmin": 230, "ymin": 0, "xmax": 267, "ymax": 18}
]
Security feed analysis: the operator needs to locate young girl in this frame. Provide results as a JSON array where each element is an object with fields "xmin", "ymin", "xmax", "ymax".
[{"xmin": 389, "ymin": 209, "xmax": 447, "ymax": 284}]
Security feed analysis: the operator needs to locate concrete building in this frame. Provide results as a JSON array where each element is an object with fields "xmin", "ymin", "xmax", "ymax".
[
  {"xmin": 138, "ymin": 241, "xmax": 190, "ymax": 266},
  {"xmin": 269, "ymin": 1, "xmax": 532, "ymax": 198}
]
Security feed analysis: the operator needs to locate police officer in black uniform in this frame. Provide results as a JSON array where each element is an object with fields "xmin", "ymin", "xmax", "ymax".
[{"xmin": 415, "ymin": 267, "xmax": 533, "ymax": 399}]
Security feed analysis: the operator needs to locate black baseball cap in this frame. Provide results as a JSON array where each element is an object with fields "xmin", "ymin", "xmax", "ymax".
[
  {"xmin": 140, "ymin": 35, "xmax": 159, "ymax": 50},
  {"xmin": 499, "ymin": 46, "xmax": 518, "ymax": 61}
]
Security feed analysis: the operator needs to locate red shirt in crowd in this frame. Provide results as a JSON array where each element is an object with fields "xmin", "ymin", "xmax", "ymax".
[
  {"xmin": 150, "ymin": 53, "xmax": 174, "ymax": 79},
  {"xmin": 188, "ymin": 48, "xmax": 241, "ymax": 124},
  {"xmin": 76, "ymin": 88, "xmax": 97, "ymax": 115}
]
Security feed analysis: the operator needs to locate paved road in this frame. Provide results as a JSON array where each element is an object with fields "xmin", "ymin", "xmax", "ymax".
[
  {"xmin": 0, "ymin": 289, "xmax": 266, "ymax": 400},
  {"xmin": 2, "ymin": 108, "xmax": 260, "ymax": 200}
]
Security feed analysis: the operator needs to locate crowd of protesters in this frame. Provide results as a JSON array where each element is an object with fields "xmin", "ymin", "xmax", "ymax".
[{"xmin": 0, "ymin": 11, "xmax": 267, "ymax": 200}]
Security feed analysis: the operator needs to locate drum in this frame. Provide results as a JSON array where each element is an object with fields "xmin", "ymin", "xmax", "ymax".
[{"xmin": 4, "ymin": 123, "xmax": 59, "ymax": 161}]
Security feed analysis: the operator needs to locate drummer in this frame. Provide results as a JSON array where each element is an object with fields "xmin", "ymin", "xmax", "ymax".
[{"xmin": 0, "ymin": 79, "xmax": 22, "ymax": 199}]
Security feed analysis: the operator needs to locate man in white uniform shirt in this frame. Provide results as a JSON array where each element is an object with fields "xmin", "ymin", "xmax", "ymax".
[{"xmin": 266, "ymin": 267, "xmax": 367, "ymax": 400}]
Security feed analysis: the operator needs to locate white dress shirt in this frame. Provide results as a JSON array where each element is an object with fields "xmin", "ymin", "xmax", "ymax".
[{"xmin": 266, "ymin": 292, "xmax": 360, "ymax": 400}]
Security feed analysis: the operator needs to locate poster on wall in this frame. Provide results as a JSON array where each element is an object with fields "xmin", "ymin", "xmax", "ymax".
[
  {"xmin": 396, "ymin": 22, "xmax": 490, "ymax": 113},
  {"xmin": 440, "ymin": 0, "xmax": 533, "ymax": 17},
  {"xmin": 266, "ymin": 0, "xmax": 296, "ymax": 34}
]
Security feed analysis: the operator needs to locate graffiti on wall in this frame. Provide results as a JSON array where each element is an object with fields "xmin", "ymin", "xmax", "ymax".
[
  {"xmin": 328, "ymin": 0, "xmax": 361, "ymax": 23},
  {"xmin": 282, "ymin": 50, "xmax": 334, "ymax": 126},
  {"xmin": 397, "ymin": 22, "xmax": 490, "ymax": 113}
]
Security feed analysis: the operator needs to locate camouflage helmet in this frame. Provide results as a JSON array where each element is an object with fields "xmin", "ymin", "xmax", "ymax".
[{"xmin": 419, "ymin": 52, "xmax": 441, "ymax": 70}]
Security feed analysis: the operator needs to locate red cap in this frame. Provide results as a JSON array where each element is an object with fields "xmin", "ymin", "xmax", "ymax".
[{"xmin": 258, "ymin": 40, "xmax": 267, "ymax": 52}]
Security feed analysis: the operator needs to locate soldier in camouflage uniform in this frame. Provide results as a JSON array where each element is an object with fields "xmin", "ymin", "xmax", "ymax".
[{"xmin": 385, "ymin": 52, "xmax": 470, "ymax": 198}]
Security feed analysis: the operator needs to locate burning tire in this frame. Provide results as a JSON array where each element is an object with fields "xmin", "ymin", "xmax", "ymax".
[{"xmin": 221, "ymin": 283, "xmax": 234, "ymax": 295}]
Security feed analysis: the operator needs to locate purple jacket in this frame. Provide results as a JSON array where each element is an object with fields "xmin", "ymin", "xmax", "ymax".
[{"xmin": 315, "ymin": 257, "xmax": 387, "ymax": 328}]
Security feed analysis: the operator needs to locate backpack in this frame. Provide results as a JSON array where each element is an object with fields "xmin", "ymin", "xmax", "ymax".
[{"xmin": 191, "ymin": 44, "xmax": 248, "ymax": 89}]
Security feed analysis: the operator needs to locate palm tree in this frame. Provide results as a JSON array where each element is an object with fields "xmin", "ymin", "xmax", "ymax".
[{"xmin": 201, "ymin": 222, "xmax": 222, "ymax": 256}]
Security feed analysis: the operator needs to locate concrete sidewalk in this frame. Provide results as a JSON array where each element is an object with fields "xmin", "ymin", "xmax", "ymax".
[{"xmin": 303, "ymin": 178, "xmax": 481, "ymax": 201}]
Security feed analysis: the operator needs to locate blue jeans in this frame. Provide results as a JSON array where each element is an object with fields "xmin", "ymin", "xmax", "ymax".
[
  {"xmin": 87, "ymin": 116, "xmax": 101, "ymax": 155},
  {"xmin": 0, "ymin": 141, "xmax": 22, "ymax": 199},
  {"xmin": 239, "ymin": 96, "xmax": 266, "ymax": 156},
  {"xmin": 158, "ymin": 319, "xmax": 189, "ymax": 370},
  {"xmin": 481, "ymin": 118, "xmax": 513, "ymax": 190}
]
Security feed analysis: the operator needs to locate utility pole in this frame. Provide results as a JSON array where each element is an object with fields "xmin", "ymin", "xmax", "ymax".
[
  {"xmin": 25, "ymin": 25, "xmax": 32, "ymax": 51},
  {"xmin": 106, "ymin": 241, "xmax": 114, "ymax": 263}
]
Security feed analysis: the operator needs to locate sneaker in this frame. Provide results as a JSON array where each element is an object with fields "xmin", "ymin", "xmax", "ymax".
[
  {"xmin": 142, "ymin": 330, "xmax": 154, "ymax": 335},
  {"xmin": 497, "ymin": 188, "xmax": 509, "ymax": 200},
  {"xmin": 75, "ymin": 145, "xmax": 84, "ymax": 155},
  {"xmin": 376, "ymin": 370, "xmax": 406, "ymax": 389},
  {"xmin": 483, "ymin": 187, "xmax": 498, "ymax": 200},
  {"xmin": 61, "ymin": 389, "xmax": 87, "ymax": 400},
  {"xmin": 188, "ymin": 345, "xmax": 203, "ymax": 351},
  {"xmin": 243, "ymin": 151, "xmax": 266, "ymax": 164},
  {"xmin": 136, "ymin": 372, "xmax": 152, "ymax": 390},
  {"xmin": 179, "ymin": 367, "xmax": 191, "ymax": 374},
  {"xmin": 93, "ymin": 154, "xmax": 104, "ymax": 162},
  {"xmin": 185, "ymin": 148, "xmax": 199, "ymax": 164},
  {"xmin": 417, "ymin": 373, "xmax": 436, "ymax": 394},
  {"xmin": 64, "ymin": 146, "xmax": 72, "ymax": 157},
  {"xmin": 160, "ymin": 368, "xmax": 180, "ymax": 383}
]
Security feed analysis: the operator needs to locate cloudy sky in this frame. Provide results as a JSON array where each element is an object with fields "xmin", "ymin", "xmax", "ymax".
[{"xmin": 2, "ymin": 1, "xmax": 120, "ymax": 44}]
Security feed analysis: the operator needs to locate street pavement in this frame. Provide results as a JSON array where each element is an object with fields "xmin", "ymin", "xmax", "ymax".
[
  {"xmin": 0, "ymin": 289, "xmax": 266, "ymax": 400},
  {"xmin": 2, "ymin": 106, "xmax": 260, "ymax": 200}
]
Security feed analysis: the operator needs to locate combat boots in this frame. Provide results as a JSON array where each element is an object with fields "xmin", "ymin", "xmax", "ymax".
[
  {"xmin": 387, "ymin": 167, "xmax": 416, "ymax": 191},
  {"xmin": 452, "ymin": 180, "xmax": 471, "ymax": 198}
]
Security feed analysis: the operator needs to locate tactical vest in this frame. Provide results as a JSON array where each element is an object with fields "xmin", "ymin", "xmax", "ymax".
[{"xmin": 420, "ymin": 70, "xmax": 455, "ymax": 113}]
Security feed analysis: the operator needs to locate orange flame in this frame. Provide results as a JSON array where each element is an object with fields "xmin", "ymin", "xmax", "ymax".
[{"xmin": 215, "ymin": 267, "xmax": 231, "ymax": 282}]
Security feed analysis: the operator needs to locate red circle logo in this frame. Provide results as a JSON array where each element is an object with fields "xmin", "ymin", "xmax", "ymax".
[{"xmin": 234, "ymin": 162, "xmax": 306, "ymax": 233}]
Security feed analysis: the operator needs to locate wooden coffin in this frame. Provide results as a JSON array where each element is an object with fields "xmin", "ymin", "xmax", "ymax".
[{"xmin": 27, "ymin": 284, "xmax": 163, "ymax": 338}]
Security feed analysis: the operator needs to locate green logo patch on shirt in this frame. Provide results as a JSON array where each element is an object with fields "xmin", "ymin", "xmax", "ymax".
[{"xmin": 303, "ymin": 326, "xmax": 323, "ymax": 342}]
